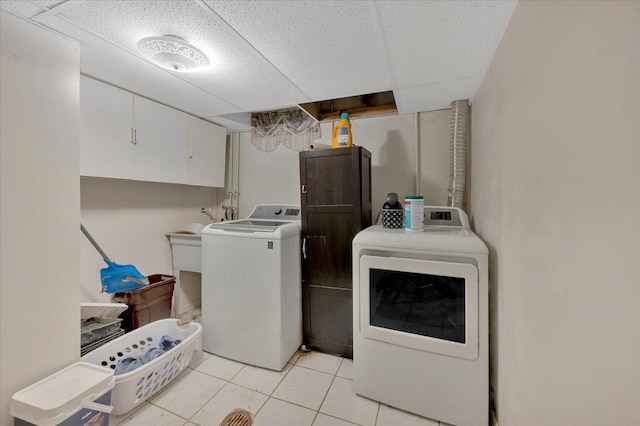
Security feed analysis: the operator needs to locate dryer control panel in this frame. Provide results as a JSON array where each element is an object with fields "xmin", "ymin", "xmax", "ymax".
[{"xmin": 423, "ymin": 207, "xmax": 468, "ymax": 228}]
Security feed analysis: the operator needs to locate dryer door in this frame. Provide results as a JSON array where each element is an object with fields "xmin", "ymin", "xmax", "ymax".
[{"xmin": 359, "ymin": 255, "xmax": 479, "ymax": 360}]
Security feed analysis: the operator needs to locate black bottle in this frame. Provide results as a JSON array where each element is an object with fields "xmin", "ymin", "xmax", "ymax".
[{"xmin": 382, "ymin": 192, "xmax": 402, "ymax": 209}]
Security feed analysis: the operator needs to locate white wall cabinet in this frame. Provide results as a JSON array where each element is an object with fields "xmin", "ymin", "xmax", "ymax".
[
  {"xmin": 187, "ymin": 116, "xmax": 227, "ymax": 187},
  {"xmin": 132, "ymin": 95, "xmax": 188, "ymax": 184},
  {"xmin": 80, "ymin": 76, "xmax": 134, "ymax": 179},
  {"xmin": 80, "ymin": 76, "xmax": 227, "ymax": 187}
]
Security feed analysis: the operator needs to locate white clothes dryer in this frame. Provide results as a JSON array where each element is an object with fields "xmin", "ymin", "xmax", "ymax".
[
  {"xmin": 352, "ymin": 206, "xmax": 489, "ymax": 426},
  {"xmin": 201, "ymin": 204, "xmax": 301, "ymax": 371}
]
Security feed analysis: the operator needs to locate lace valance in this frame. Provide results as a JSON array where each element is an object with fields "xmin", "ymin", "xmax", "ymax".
[{"xmin": 251, "ymin": 108, "xmax": 321, "ymax": 152}]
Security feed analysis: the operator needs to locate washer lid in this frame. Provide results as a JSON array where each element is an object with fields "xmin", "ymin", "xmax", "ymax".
[
  {"xmin": 203, "ymin": 204, "xmax": 301, "ymax": 236},
  {"xmin": 207, "ymin": 220, "xmax": 291, "ymax": 233}
]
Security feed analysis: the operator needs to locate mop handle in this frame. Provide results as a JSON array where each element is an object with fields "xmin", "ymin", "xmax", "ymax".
[{"xmin": 80, "ymin": 224, "xmax": 112, "ymax": 263}]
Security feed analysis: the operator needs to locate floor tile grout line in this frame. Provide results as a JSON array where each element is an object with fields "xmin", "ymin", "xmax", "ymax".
[
  {"xmin": 146, "ymin": 400, "xmax": 191, "ymax": 424},
  {"xmin": 150, "ymin": 375, "xmax": 366, "ymax": 426},
  {"xmin": 149, "ymin": 366, "xmax": 235, "ymax": 424},
  {"xmin": 121, "ymin": 351, "xmax": 359, "ymax": 425},
  {"xmin": 271, "ymin": 353, "xmax": 355, "ymax": 423},
  {"xmin": 322, "ymin": 373, "xmax": 381, "ymax": 426},
  {"xmin": 227, "ymin": 362, "xmax": 246, "ymax": 382},
  {"xmin": 267, "ymin": 393, "xmax": 325, "ymax": 413},
  {"xmin": 246, "ymin": 356, "xmax": 344, "ymax": 418},
  {"xmin": 152, "ymin": 363, "xmax": 224, "ymax": 422},
  {"xmin": 217, "ymin": 360, "xmax": 296, "ymax": 396},
  {"xmin": 294, "ymin": 354, "xmax": 344, "ymax": 375},
  {"xmin": 290, "ymin": 362, "xmax": 341, "ymax": 377},
  {"xmin": 117, "ymin": 365, "xmax": 193, "ymax": 423},
  {"xmin": 245, "ymin": 364, "xmax": 326, "ymax": 425},
  {"xmin": 315, "ymin": 365, "xmax": 338, "ymax": 419},
  {"xmin": 265, "ymin": 363, "xmax": 339, "ymax": 414},
  {"xmin": 185, "ymin": 379, "xmax": 244, "ymax": 424},
  {"xmin": 185, "ymin": 360, "xmax": 297, "ymax": 424},
  {"xmin": 118, "ymin": 351, "xmax": 435, "ymax": 426},
  {"xmin": 374, "ymin": 400, "xmax": 381, "ymax": 426},
  {"xmin": 310, "ymin": 410, "xmax": 320, "ymax": 425},
  {"xmin": 316, "ymin": 412, "xmax": 363, "ymax": 425},
  {"xmin": 110, "ymin": 400, "xmax": 147, "ymax": 426},
  {"xmin": 258, "ymin": 360, "xmax": 295, "ymax": 396}
]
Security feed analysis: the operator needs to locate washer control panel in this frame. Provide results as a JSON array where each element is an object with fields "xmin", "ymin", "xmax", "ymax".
[{"xmin": 249, "ymin": 204, "xmax": 301, "ymax": 221}]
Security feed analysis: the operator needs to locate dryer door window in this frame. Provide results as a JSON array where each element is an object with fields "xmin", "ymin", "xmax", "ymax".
[
  {"xmin": 369, "ymin": 268, "xmax": 466, "ymax": 344},
  {"xmin": 360, "ymin": 255, "xmax": 479, "ymax": 360}
]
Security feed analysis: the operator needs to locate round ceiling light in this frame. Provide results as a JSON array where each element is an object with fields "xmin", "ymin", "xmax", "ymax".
[{"xmin": 137, "ymin": 35, "xmax": 209, "ymax": 72}]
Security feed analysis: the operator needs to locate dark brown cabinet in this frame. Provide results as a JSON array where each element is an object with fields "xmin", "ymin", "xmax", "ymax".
[{"xmin": 299, "ymin": 146, "xmax": 372, "ymax": 358}]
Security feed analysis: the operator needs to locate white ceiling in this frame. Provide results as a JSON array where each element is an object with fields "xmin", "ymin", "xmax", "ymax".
[{"xmin": 1, "ymin": 0, "xmax": 517, "ymax": 130}]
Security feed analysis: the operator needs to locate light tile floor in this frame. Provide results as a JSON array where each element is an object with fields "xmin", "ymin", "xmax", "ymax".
[{"xmin": 109, "ymin": 348, "xmax": 444, "ymax": 426}]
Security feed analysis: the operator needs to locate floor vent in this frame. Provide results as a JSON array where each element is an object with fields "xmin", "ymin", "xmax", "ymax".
[{"xmin": 220, "ymin": 409, "xmax": 253, "ymax": 426}]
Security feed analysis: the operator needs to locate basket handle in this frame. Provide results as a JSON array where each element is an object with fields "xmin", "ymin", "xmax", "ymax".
[{"xmin": 82, "ymin": 399, "xmax": 113, "ymax": 414}]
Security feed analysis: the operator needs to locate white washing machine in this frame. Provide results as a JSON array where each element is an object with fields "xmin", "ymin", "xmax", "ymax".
[
  {"xmin": 352, "ymin": 206, "xmax": 489, "ymax": 426},
  {"xmin": 201, "ymin": 204, "xmax": 301, "ymax": 371}
]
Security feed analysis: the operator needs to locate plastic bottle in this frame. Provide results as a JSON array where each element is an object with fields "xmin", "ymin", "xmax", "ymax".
[
  {"xmin": 383, "ymin": 192, "xmax": 402, "ymax": 209},
  {"xmin": 331, "ymin": 113, "xmax": 353, "ymax": 148},
  {"xmin": 404, "ymin": 195, "xmax": 424, "ymax": 231}
]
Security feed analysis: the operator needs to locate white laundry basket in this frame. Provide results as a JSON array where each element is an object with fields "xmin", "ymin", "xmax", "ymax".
[{"xmin": 81, "ymin": 319, "xmax": 202, "ymax": 415}]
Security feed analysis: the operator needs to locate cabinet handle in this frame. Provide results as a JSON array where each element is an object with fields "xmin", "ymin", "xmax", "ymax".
[
  {"xmin": 134, "ymin": 128, "xmax": 137, "ymax": 144},
  {"xmin": 301, "ymin": 184, "xmax": 307, "ymax": 194},
  {"xmin": 130, "ymin": 128, "xmax": 135, "ymax": 144},
  {"xmin": 302, "ymin": 237, "xmax": 307, "ymax": 259},
  {"xmin": 188, "ymin": 145, "xmax": 193, "ymax": 158}
]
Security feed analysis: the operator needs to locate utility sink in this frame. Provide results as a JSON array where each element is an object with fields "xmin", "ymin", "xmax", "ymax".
[{"xmin": 166, "ymin": 233, "xmax": 201, "ymax": 273}]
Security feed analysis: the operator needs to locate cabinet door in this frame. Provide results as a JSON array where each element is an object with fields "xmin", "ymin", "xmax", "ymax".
[
  {"xmin": 187, "ymin": 117, "xmax": 227, "ymax": 187},
  {"xmin": 79, "ymin": 76, "xmax": 134, "ymax": 178},
  {"xmin": 132, "ymin": 95, "xmax": 188, "ymax": 184},
  {"xmin": 299, "ymin": 147, "xmax": 372, "ymax": 358}
]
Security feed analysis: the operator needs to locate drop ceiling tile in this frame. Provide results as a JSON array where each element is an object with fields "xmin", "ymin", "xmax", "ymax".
[
  {"xmin": 376, "ymin": 0, "xmax": 516, "ymax": 87},
  {"xmin": 40, "ymin": 15, "xmax": 240, "ymax": 117},
  {"xmin": 393, "ymin": 76, "xmax": 480, "ymax": 114},
  {"xmin": 48, "ymin": 0, "xmax": 309, "ymax": 111},
  {"xmin": 4, "ymin": 0, "xmax": 518, "ymax": 118},
  {"xmin": 204, "ymin": 0, "xmax": 392, "ymax": 101},
  {"xmin": 204, "ymin": 112, "xmax": 252, "ymax": 131},
  {"xmin": 32, "ymin": 1, "xmax": 66, "ymax": 9},
  {"xmin": 0, "ymin": 1, "xmax": 44, "ymax": 18}
]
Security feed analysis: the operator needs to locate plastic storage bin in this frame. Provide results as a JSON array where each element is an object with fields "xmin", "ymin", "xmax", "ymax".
[
  {"xmin": 81, "ymin": 317, "xmax": 123, "ymax": 347},
  {"xmin": 81, "ymin": 319, "xmax": 202, "ymax": 415},
  {"xmin": 111, "ymin": 274, "xmax": 175, "ymax": 332},
  {"xmin": 81, "ymin": 317, "xmax": 125, "ymax": 356},
  {"xmin": 11, "ymin": 362, "xmax": 114, "ymax": 426}
]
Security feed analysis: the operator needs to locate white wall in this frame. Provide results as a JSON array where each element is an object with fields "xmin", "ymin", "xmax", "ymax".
[
  {"xmin": 80, "ymin": 178, "xmax": 220, "ymax": 302},
  {"xmin": 237, "ymin": 133, "xmax": 301, "ymax": 218},
  {"xmin": 0, "ymin": 12, "xmax": 80, "ymax": 425},
  {"xmin": 419, "ymin": 109, "xmax": 452, "ymax": 206},
  {"xmin": 238, "ymin": 111, "xmax": 450, "ymax": 219},
  {"xmin": 469, "ymin": 1, "xmax": 640, "ymax": 425}
]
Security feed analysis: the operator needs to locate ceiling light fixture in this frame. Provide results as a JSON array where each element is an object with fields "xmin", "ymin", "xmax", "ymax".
[{"xmin": 137, "ymin": 35, "xmax": 209, "ymax": 72}]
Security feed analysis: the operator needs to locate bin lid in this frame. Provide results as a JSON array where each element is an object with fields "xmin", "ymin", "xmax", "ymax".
[
  {"xmin": 81, "ymin": 302, "xmax": 128, "ymax": 320},
  {"xmin": 10, "ymin": 362, "xmax": 114, "ymax": 425}
]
